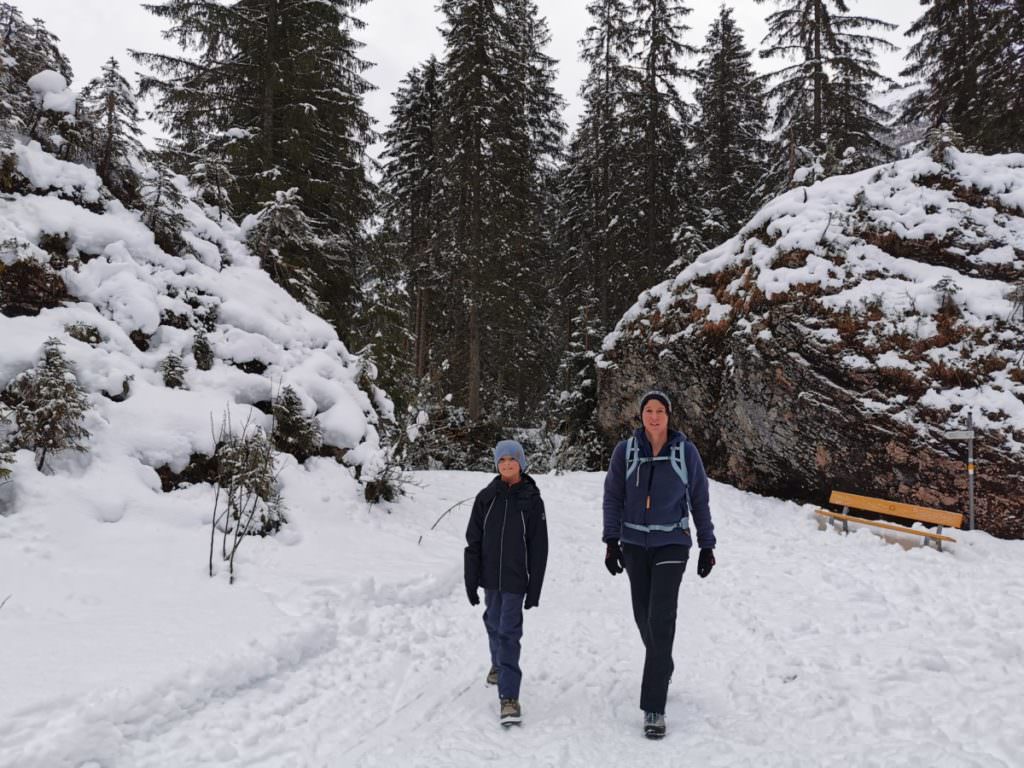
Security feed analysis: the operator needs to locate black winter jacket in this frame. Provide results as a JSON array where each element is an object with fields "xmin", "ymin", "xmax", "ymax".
[{"xmin": 464, "ymin": 474, "xmax": 548, "ymax": 605}]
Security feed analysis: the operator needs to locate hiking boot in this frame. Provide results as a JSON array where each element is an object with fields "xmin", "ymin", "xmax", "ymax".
[
  {"xmin": 500, "ymin": 697, "xmax": 522, "ymax": 727},
  {"xmin": 486, "ymin": 665, "xmax": 498, "ymax": 686},
  {"xmin": 644, "ymin": 711, "xmax": 666, "ymax": 739}
]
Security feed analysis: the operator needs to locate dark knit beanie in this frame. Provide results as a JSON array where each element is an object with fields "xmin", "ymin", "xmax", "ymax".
[{"xmin": 639, "ymin": 389, "xmax": 672, "ymax": 415}]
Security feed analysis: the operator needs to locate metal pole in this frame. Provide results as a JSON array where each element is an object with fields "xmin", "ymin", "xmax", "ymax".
[{"xmin": 968, "ymin": 411, "xmax": 975, "ymax": 531}]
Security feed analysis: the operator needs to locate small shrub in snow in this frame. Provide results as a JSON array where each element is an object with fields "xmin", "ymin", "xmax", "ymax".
[
  {"xmin": 209, "ymin": 414, "xmax": 285, "ymax": 584},
  {"xmin": 65, "ymin": 322, "xmax": 101, "ymax": 345},
  {"xmin": 11, "ymin": 337, "xmax": 90, "ymax": 471},
  {"xmin": 159, "ymin": 352, "xmax": 187, "ymax": 389},
  {"xmin": 192, "ymin": 327, "xmax": 214, "ymax": 371},
  {"xmin": 271, "ymin": 385, "xmax": 321, "ymax": 463},
  {"xmin": 0, "ymin": 406, "xmax": 13, "ymax": 483}
]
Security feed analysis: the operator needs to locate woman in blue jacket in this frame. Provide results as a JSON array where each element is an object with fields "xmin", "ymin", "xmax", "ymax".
[
  {"xmin": 465, "ymin": 439, "xmax": 548, "ymax": 727},
  {"xmin": 602, "ymin": 390, "xmax": 716, "ymax": 739}
]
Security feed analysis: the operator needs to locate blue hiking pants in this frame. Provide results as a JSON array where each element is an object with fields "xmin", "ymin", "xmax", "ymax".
[
  {"xmin": 622, "ymin": 543, "xmax": 689, "ymax": 714},
  {"xmin": 483, "ymin": 589, "xmax": 525, "ymax": 700}
]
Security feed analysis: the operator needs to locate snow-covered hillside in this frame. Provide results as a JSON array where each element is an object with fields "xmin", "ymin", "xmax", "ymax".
[
  {"xmin": 1, "ymin": 139, "xmax": 391, "ymax": 519},
  {"xmin": 1, "ymin": 468, "xmax": 1021, "ymax": 766}
]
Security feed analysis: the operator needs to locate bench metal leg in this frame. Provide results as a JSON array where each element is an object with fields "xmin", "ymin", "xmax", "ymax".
[{"xmin": 841, "ymin": 506, "xmax": 849, "ymax": 534}]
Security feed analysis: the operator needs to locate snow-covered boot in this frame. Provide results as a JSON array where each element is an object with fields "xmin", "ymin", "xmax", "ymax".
[
  {"xmin": 644, "ymin": 712, "xmax": 666, "ymax": 739},
  {"xmin": 500, "ymin": 697, "xmax": 522, "ymax": 727},
  {"xmin": 486, "ymin": 665, "xmax": 498, "ymax": 686}
]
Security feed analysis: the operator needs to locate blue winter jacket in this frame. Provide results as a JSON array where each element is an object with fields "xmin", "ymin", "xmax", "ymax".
[{"xmin": 602, "ymin": 428, "xmax": 716, "ymax": 550}]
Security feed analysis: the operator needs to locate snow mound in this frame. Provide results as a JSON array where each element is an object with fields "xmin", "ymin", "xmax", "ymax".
[{"xmin": 0, "ymin": 139, "xmax": 389, "ymax": 493}]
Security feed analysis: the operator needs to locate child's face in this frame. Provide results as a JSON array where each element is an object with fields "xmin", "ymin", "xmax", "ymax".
[{"xmin": 498, "ymin": 456, "xmax": 522, "ymax": 483}]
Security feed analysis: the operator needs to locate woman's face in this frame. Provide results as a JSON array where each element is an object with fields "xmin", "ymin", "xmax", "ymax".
[
  {"xmin": 642, "ymin": 400, "xmax": 669, "ymax": 437},
  {"xmin": 498, "ymin": 456, "xmax": 522, "ymax": 483}
]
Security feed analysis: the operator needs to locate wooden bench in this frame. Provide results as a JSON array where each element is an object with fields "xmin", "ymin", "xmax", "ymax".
[{"xmin": 816, "ymin": 490, "xmax": 963, "ymax": 551}]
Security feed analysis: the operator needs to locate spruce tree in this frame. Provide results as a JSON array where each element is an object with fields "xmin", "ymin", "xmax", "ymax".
[
  {"xmin": 902, "ymin": 0, "xmax": 1024, "ymax": 154},
  {"xmin": 692, "ymin": 7, "xmax": 769, "ymax": 246},
  {"xmin": 159, "ymin": 352, "xmax": 187, "ymax": 388},
  {"xmin": 138, "ymin": 160, "xmax": 187, "ymax": 253},
  {"xmin": 78, "ymin": 58, "xmax": 144, "ymax": 204},
  {"xmin": 193, "ymin": 326, "xmax": 214, "ymax": 371},
  {"xmin": 756, "ymin": 0, "xmax": 897, "ymax": 187},
  {"xmin": 246, "ymin": 187, "xmax": 322, "ymax": 312},
  {"xmin": 0, "ymin": 7, "xmax": 75, "ymax": 153},
  {"xmin": 13, "ymin": 337, "xmax": 90, "ymax": 471},
  {"xmin": 560, "ymin": 0, "xmax": 636, "ymax": 331},
  {"xmin": 380, "ymin": 57, "xmax": 446, "ymax": 384},
  {"xmin": 271, "ymin": 385, "xmax": 322, "ymax": 462},
  {"xmin": 620, "ymin": 0, "xmax": 697, "ymax": 281},
  {"xmin": 134, "ymin": 0, "xmax": 377, "ymax": 330}
]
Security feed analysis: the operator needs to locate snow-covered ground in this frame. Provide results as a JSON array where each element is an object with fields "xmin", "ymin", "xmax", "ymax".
[{"xmin": 1, "ymin": 466, "xmax": 1022, "ymax": 767}]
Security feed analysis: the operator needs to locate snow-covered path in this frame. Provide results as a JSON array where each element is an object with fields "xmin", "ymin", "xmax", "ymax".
[{"xmin": 2, "ymin": 468, "xmax": 1023, "ymax": 767}]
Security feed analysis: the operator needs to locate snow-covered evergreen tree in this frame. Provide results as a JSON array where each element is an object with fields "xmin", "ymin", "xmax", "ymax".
[
  {"xmin": 134, "ymin": 0, "xmax": 376, "ymax": 328},
  {"xmin": 692, "ymin": 6, "xmax": 769, "ymax": 248},
  {"xmin": 11, "ymin": 337, "xmax": 90, "ymax": 471},
  {"xmin": 77, "ymin": 57, "xmax": 144, "ymax": 204},
  {"xmin": 559, "ymin": 0, "xmax": 636, "ymax": 332},
  {"xmin": 901, "ymin": 0, "xmax": 1023, "ymax": 154},
  {"xmin": 380, "ymin": 57, "xmax": 446, "ymax": 386},
  {"xmin": 756, "ymin": 0, "xmax": 897, "ymax": 188},
  {"xmin": 271, "ymin": 385, "xmax": 322, "ymax": 463},
  {"xmin": 192, "ymin": 326, "xmax": 214, "ymax": 371},
  {"xmin": 245, "ymin": 187, "xmax": 322, "ymax": 313},
  {"xmin": 549, "ymin": 291, "xmax": 606, "ymax": 471},
  {"xmin": 0, "ymin": 6, "xmax": 75, "ymax": 153},
  {"xmin": 159, "ymin": 352, "xmax": 186, "ymax": 389},
  {"xmin": 138, "ymin": 160, "xmax": 187, "ymax": 253},
  {"xmin": 620, "ymin": 0, "xmax": 697, "ymax": 281}
]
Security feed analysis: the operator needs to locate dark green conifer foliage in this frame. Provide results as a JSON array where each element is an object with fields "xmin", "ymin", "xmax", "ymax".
[
  {"xmin": 12, "ymin": 337, "xmax": 90, "ymax": 471},
  {"xmin": 78, "ymin": 58, "xmax": 144, "ymax": 205},
  {"xmin": 692, "ymin": 6, "xmax": 769, "ymax": 246},
  {"xmin": 620, "ymin": 0, "xmax": 696, "ymax": 281},
  {"xmin": 560, "ymin": 0, "xmax": 636, "ymax": 331},
  {"xmin": 193, "ymin": 327, "xmax": 214, "ymax": 371},
  {"xmin": 134, "ymin": 0, "xmax": 376, "ymax": 328},
  {"xmin": 159, "ymin": 352, "xmax": 187, "ymax": 389},
  {"xmin": 246, "ymin": 187, "xmax": 322, "ymax": 313},
  {"xmin": 902, "ymin": 0, "xmax": 1024, "ymax": 154},
  {"xmin": 138, "ymin": 160, "xmax": 188, "ymax": 253},
  {"xmin": 271, "ymin": 385, "xmax": 322, "ymax": 463},
  {"xmin": 380, "ymin": 57, "xmax": 446, "ymax": 388},
  {"xmin": 756, "ymin": 0, "xmax": 896, "ymax": 187},
  {"xmin": 0, "ymin": 6, "xmax": 74, "ymax": 153}
]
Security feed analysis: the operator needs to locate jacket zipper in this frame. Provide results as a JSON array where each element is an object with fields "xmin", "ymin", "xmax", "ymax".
[{"xmin": 499, "ymin": 496, "xmax": 508, "ymax": 591}]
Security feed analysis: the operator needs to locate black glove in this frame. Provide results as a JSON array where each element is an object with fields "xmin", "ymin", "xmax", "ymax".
[
  {"xmin": 605, "ymin": 540, "xmax": 625, "ymax": 575},
  {"xmin": 697, "ymin": 548, "xmax": 715, "ymax": 578},
  {"xmin": 524, "ymin": 596, "xmax": 538, "ymax": 610},
  {"xmin": 466, "ymin": 586, "xmax": 480, "ymax": 606}
]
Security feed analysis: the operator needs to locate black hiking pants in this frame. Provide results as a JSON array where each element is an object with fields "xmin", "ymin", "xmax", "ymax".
[{"xmin": 622, "ymin": 543, "xmax": 689, "ymax": 714}]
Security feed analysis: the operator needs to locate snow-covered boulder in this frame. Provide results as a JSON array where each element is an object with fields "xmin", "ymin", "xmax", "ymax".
[
  {"xmin": 598, "ymin": 148, "xmax": 1024, "ymax": 538},
  {"xmin": 0, "ymin": 139, "xmax": 390, "ymax": 506}
]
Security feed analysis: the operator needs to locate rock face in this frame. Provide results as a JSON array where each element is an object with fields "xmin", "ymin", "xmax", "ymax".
[{"xmin": 598, "ymin": 148, "xmax": 1024, "ymax": 538}]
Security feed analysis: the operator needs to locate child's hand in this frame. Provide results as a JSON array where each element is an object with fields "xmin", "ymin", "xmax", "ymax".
[{"xmin": 466, "ymin": 587, "xmax": 480, "ymax": 606}]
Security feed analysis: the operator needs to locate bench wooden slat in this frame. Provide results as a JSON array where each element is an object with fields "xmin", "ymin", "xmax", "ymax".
[
  {"xmin": 828, "ymin": 491, "xmax": 963, "ymax": 529},
  {"xmin": 815, "ymin": 509, "xmax": 957, "ymax": 542}
]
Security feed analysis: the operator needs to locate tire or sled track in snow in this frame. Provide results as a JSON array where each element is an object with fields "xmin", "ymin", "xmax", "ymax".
[{"xmin": 0, "ymin": 618, "xmax": 338, "ymax": 768}]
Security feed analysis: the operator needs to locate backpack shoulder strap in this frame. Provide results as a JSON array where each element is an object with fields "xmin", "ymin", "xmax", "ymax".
[
  {"xmin": 670, "ymin": 442, "xmax": 688, "ymax": 486},
  {"xmin": 624, "ymin": 436, "xmax": 640, "ymax": 480}
]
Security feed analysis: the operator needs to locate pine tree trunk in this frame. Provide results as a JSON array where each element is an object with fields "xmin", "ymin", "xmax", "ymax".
[
  {"xmin": 262, "ymin": 0, "xmax": 278, "ymax": 177},
  {"xmin": 415, "ymin": 285, "xmax": 429, "ymax": 379},
  {"xmin": 813, "ymin": 0, "xmax": 822, "ymax": 142},
  {"xmin": 468, "ymin": 300, "xmax": 481, "ymax": 421}
]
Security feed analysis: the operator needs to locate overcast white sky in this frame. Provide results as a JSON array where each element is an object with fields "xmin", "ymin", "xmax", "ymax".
[{"xmin": 13, "ymin": 0, "xmax": 921, "ymax": 156}]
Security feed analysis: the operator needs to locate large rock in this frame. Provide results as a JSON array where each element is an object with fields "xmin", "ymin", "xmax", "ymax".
[{"xmin": 598, "ymin": 148, "xmax": 1024, "ymax": 538}]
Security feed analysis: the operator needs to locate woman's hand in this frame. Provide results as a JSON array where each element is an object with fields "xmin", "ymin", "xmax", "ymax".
[{"xmin": 605, "ymin": 540, "xmax": 625, "ymax": 575}]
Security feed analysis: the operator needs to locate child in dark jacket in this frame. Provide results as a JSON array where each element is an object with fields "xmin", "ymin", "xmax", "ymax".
[{"xmin": 464, "ymin": 439, "xmax": 548, "ymax": 727}]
